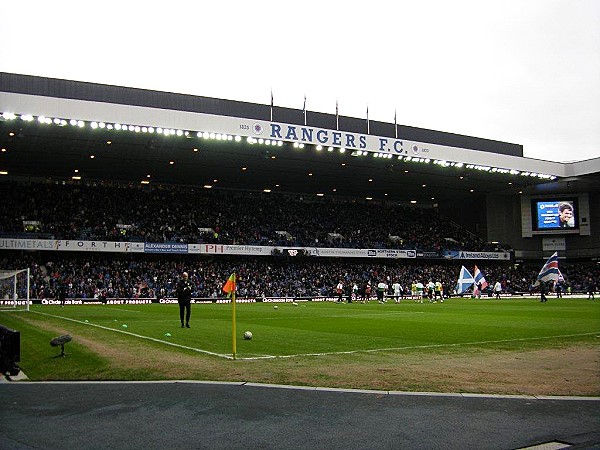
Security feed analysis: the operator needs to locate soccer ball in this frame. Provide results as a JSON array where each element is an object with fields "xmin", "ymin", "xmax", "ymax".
[
  {"xmin": 274, "ymin": 305, "xmax": 278, "ymax": 309},
  {"xmin": 243, "ymin": 331, "xmax": 253, "ymax": 340}
]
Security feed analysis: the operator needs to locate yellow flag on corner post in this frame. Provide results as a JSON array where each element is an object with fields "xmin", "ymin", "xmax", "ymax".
[
  {"xmin": 222, "ymin": 273, "xmax": 236, "ymax": 297},
  {"xmin": 222, "ymin": 273, "xmax": 237, "ymax": 359}
]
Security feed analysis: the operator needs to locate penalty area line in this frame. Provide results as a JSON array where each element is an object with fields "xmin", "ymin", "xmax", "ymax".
[{"xmin": 30, "ymin": 310, "xmax": 235, "ymax": 360}]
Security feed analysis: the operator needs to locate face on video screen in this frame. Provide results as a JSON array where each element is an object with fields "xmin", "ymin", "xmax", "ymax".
[{"xmin": 558, "ymin": 202, "xmax": 574, "ymax": 227}]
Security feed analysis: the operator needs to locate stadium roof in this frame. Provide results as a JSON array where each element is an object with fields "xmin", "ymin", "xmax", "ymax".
[{"xmin": 1, "ymin": 73, "xmax": 599, "ymax": 205}]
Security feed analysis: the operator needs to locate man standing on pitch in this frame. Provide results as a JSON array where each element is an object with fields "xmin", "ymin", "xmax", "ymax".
[
  {"xmin": 539, "ymin": 280, "xmax": 548, "ymax": 303},
  {"xmin": 177, "ymin": 272, "xmax": 193, "ymax": 328},
  {"xmin": 493, "ymin": 280, "xmax": 502, "ymax": 299}
]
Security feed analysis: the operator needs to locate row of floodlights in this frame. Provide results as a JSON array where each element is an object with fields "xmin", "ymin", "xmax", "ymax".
[
  {"xmin": 248, "ymin": 137, "xmax": 285, "ymax": 146},
  {"xmin": 463, "ymin": 163, "xmax": 554, "ymax": 179},
  {"xmin": 1, "ymin": 111, "xmax": 556, "ymax": 180},
  {"xmin": 1, "ymin": 112, "xmax": 245, "ymax": 141},
  {"xmin": 362, "ymin": 154, "xmax": 553, "ymax": 179}
]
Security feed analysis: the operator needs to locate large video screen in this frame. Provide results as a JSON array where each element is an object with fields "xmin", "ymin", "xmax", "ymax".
[{"xmin": 531, "ymin": 198, "xmax": 578, "ymax": 231}]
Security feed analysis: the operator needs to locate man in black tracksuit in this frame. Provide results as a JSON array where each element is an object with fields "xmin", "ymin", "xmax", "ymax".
[
  {"xmin": 57, "ymin": 280, "xmax": 66, "ymax": 307},
  {"xmin": 177, "ymin": 272, "xmax": 193, "ymax": 328}
]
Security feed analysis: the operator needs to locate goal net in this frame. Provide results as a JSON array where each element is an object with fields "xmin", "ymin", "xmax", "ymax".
[{"xmin": 0, "ymin": 269, "xmax": 30, "ymax": 311}]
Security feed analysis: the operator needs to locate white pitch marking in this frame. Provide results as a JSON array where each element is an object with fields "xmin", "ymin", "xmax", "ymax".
[
  {"xmin": 28, "ymin": 311, "xmax": 599, "ymax": 362},
  {"xmin": 260, "ymin": 311, "xmax": 425, "ymax": 320},
  {"xmin": 31, "ymin": 310, "xmax": 236, "ymax": 359},
  {"xmin": 234, "ymin": 331, "xmax": 600, "ymax": 360}
]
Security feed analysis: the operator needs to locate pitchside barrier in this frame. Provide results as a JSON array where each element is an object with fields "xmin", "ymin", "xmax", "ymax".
[
  {"xmin": 8, "ymin": 297, "xmax": 336, "ymax": 306},
  {"xmin": 1, "ymin": 292, "xmax": 593, "ymax": 307}
]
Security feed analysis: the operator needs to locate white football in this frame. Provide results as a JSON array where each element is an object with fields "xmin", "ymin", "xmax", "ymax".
[
  {"xmin": 274, "ymin": 305, "xmax": 278, "ymax": 309},
  {"xmin": 243, "ymin": 331, "xmax": 253, "ymax": 340}
]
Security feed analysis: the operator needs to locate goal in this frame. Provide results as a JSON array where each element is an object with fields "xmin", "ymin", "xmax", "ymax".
[{"xmin": 0, "ymin": 269, "xmax": 30, "ymax": 311}]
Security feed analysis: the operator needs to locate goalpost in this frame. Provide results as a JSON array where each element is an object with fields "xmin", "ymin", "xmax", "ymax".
[{"xmin": 0, "ymin": 269, "xmax": 31, "ymax": 311}]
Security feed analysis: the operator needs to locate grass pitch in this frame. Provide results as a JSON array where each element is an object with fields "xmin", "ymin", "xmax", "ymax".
[
  {"xmin": 1, "ymin": 297, "xmax": 599, "ymax": 395},
  {"xmin": 2, "ymin": 297, "xmax": 598, "ymax": 373}
]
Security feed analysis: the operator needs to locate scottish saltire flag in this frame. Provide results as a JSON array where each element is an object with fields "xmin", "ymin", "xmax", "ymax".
[
  {"xmin": 534, "ymin": 252, "xmax": 559, "ymax": 287},
  {"xmin": 455, "ymin": 266, "xmax": 475, "ymax": 294},
  {"xmin": 473, "ymin": 265, "xmax": 489, "ymax": 290}
]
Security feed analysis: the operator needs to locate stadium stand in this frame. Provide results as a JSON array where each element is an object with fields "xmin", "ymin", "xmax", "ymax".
[
  {"xmin": 0, "ymin": 179, "xmax": 489, "ymax": 251},
  {"xmin": 0, "ymin": 251, "xmax": 597, "ymax": 301},
  {"xmin": 0, "ymin": 74, "xmax": 598, "ymax": 304}
]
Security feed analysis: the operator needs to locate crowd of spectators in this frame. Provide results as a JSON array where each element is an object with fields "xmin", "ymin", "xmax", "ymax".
[
  {"xmin": 1, "ymin": 252, "xmax": 597, "ymax": 301},
  {"xmin": 1, "ymin": 179, "xmax": 596, "ymax": 302},
  {"xmin": 0, "ymin": 180, "xmax": 488, "ymax": 252}
]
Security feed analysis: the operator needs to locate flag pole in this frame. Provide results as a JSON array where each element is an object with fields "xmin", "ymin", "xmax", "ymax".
[
  {"xmin": 223, "ymin": 273, "xmax": 237, "ymax": 359},
  {"xmin": 303, "ymin": 94, "xmax": 307, "ymax": 126}
]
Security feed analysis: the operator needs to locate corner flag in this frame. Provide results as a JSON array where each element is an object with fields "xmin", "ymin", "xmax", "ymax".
[
  {"xmin": 222, "ymin": 273, "xmax": 236, "ymax": 297},
  {"xmin": 455, "ymin": 266, "xmax": 474, "ymax": 295},
  {"xmin": 534, "ymin": 252, "xmax": 559, "ymax": 287},
  {"xmin": 222, "ymin": 273, "xmax": 238, "ymax": 359}
]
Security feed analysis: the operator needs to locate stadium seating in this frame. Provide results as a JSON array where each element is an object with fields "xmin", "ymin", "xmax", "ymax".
[{"xmin": 0, "ymin": 180, "xmax": 486, "ymax": 251}]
